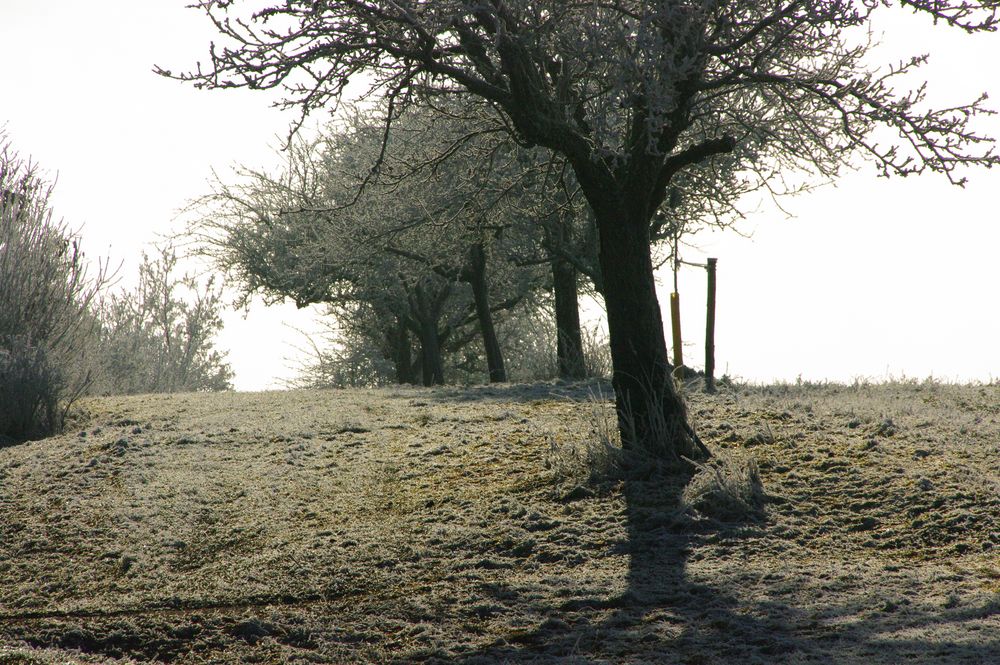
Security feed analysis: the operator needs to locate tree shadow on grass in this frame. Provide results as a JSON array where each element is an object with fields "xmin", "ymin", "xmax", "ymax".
[{"xmin": 426, "ymin": 471, "xmax": 1000, "ymax": 664}]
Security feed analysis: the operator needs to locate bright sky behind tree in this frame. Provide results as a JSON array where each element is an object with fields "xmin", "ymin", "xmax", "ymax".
[{"xmin": 2, "ymin": 1, "xmax": 998, "ymax": 390}]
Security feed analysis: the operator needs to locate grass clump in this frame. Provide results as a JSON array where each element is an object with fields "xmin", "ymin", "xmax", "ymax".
[
  {"xmin": 680, "ymin": 452, "xmax": 767, "ymax": 522},
  {"xmin": 544, "ymin": 395, "xmax": 625, "ymax": 490},
  {"xmin": 545, "ymin": 384, "xmax": 713, "ymax": 493}
]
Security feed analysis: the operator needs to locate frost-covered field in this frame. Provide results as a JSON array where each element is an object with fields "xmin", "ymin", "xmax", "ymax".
[{"xmin": 0, "ymin": 381, "xmax": 997, "ymax": 664}]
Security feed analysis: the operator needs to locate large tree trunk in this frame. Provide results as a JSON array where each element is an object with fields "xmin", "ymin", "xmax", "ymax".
[
  {"xmin": 551, "ymin": 255, "xmax": 586, "ymax": 380},
  {"xmin": 467, "ymin": 243, "xmax": 507, "ymax": 383},
  {"xmin": 594, "ymin": 210, "xmax": 705, "ymax": 460},
  {"xmin": 418, "ymin": 321, "xmax": 444, "ymax": 386},
  {"xmin": 391, "ymin": 318, "xmax": 414, "ymax": 384},
  {"xmin": 411, "ymin": 281, "xmax": 446, "ymax": 386}
]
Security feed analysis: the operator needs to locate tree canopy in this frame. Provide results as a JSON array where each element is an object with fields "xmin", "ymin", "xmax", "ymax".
[
  {"xmin": 193, "ymin": 104, "xmax": 556, "ymax": 385},
  {"xmin": 166, "ymin": 0, "xmax": 999, "ymax": 459}
]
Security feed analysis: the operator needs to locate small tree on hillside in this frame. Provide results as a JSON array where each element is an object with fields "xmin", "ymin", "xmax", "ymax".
[
  {"xmin": 94, "ymin": 245, "xmax": 233, "ymax": 394},
  {"xmin": 165, "ymin": 1, "xmax": 999, "ymax": 461},
  {"xmin": 193, "ymin": 143, "xmax": 476, "ymax": 386}
]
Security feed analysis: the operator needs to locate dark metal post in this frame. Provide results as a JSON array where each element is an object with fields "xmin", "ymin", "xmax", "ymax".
[{"xmin": 705, "ymin": 258, "xmax": 717, "ymax": 393}]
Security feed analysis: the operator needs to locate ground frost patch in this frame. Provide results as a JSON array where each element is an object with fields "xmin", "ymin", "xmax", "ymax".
[{"xmin": 0, "ymin": 382, "xmax": 996, "ymax": 663}]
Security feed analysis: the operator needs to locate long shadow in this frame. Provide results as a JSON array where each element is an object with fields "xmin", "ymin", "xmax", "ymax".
[
  {"xmin": 433, "ymin": 463, "xmax": 1000, "ymax": 664},
  {"xmin": 421, "ymin": 471, "xmax": 717, "ymax": 664}
]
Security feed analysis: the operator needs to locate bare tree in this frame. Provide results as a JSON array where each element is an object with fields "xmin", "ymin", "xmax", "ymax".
[
  {"xmin": 190, "ymin": 139, "xmax": 453, "ymax": 385},
  {"xmin": 163, "ymin": 1, "xmax": 999, "ymax": 460}
]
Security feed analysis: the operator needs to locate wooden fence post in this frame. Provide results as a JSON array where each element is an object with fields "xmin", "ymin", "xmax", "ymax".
[
  {"xmin": 670, "ymin": 292, "xmax": 683, "ymax": 370},
  {"xmin": 705, "ymin": 257, "xmax": 717, "ymax": 393}
]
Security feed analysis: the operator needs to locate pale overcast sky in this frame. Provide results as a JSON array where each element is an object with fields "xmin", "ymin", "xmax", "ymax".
[{"xmin": 2, "ymin": 2, "xmax": 998, "ymax": 389}]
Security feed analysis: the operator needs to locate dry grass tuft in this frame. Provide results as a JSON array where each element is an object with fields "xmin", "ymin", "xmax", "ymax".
[
  {"xmin": 546, "ymin": 384, "xmax": 720, "ymax": 490},
  {"xmin": 680, "ymin": 452, "xmax": 767, "ymax": 523},
  {"xmin": 544, "ymin": 392, "xmax": 624, "ymax": 489}
]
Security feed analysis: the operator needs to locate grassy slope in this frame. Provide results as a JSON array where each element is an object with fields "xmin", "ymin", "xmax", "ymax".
[{"xmin": 0, "ymin": 381, "xmax": 997, "ymax": 664}]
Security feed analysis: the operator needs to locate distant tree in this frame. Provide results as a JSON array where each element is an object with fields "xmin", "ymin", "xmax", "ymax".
[
  {"xmin": 166, "ymin": 1, "xmax": 999, "ymax": 461},
  {"xmin": 94, "ymin": 245, "xmax": 233, "ymax": 394},
  {"xmin": 366, "ymin": 103, "xmax": 543, "ymax": 383},
  {"xmin": 193, "ymin": 106, "xmax": 549, "ymax": 385},
  {"xmin": 194, "ymin": 158, "xmax": 467, "ymax": 386},
  {"xmin": 0, "ymin": 135, "xmax": 108, "ymax": 441}
]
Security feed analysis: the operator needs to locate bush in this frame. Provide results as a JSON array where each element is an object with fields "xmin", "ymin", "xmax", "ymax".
[
  {"xmin": 680, "ymin": 453, "xmax": 767, "ymax": 522},
  {"xmin": 93, "ymin": 245, "xmax": 233, "ymax": 394},
  {"xmin": 0, "ymin": 339, "xmax": 61, "ymax": 442},
  {"xmin": 544, "ymin": 390, "xmax": 624, "ymax": 489},
  {"xmin": 580, "ymin": 323, "xmax": 613, "ymax": 380},
  {"xmin": 288, "ymin": 314, "xmax": 397, "ymax": 390},
  {"xmin": 0, "ymin": 136, "xmax": 106, "ymax": 442},
  {"xmin": 498, "ymin": 305, "xmax": 612, "ymax": 383}
]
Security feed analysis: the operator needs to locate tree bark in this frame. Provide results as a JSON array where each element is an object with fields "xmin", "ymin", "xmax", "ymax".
[
  {"xmin": 411, "ymin": 281, "xmax": 446, "ymax": 386},
  {"xmin": 418, "ymin": 321, "xmax": 444, "ymax": 386},
  {"xmin": 467, "ymin": 243, "xmax": 507, "ymax": 383},
  {"xmin": 594, "ymin": 208, "xmax": 705, "ymax": 459},
  {"xmin": 551, "ymin": 255, "xmax": 586, "ymax": 380},
  {"xmin": 391, "ymin": 318, "xmax": 414, "ymax": 384}
]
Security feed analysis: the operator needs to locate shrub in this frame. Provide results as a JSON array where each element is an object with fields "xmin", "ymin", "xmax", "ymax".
[
  {"xmin": 288, "ymin": 314, "xmax": 397, "ymax": 389},
  {"xmin": 0, "ymin": 135, "xmax": 106, "ymax": 442},
  {"xmin": 580, "ymin": 324, "xmax": 613, "ymax": 380},
  {"xmin": 497, "ymin": 304, "xmax": 559, "ymax": 382},
  {"xmin": 0, "ymin": 339, "xmax": 60, "ymax": 442},
  {"xmin": 497, "ymin": 306, "xmax": 613, "ymax": 383},
  {"xmin": 93, "ymin": 245, "xmax": 233, "ymax": 394}
]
